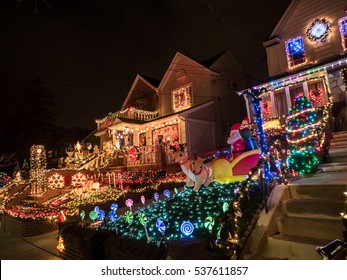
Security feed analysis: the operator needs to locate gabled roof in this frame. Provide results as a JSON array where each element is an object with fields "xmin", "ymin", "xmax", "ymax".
[
  {"xmin": 122, "ymin": 74, "xmax": 158, "ymax": 109},
  {"xmin": 199, "ymin": 50, "xmax": 229, "ymax": 68},
  {"xmin": 265, "ymin": 0, "xmax": 300, "ymax": 40},
  {"xmin": 158, "ymin": 51, "xmax": 220, "ymax": 89},
  {"xmin": 139, "ymin": 74, "xmax": 161, "ymax": 88}
]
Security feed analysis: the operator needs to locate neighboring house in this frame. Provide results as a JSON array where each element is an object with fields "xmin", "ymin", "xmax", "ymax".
[
  {"xmin": 240, "ymin": 0, "xmax": 347, "ymax": 132},
  {"xmin": 94, "ymin": 50, "xmax": 249, "ymax": 169}
]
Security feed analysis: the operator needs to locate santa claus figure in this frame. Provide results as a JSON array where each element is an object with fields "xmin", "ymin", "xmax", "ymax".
[{"xmin": 227, "ymin": 123, "xmax": 246, "ymax": 159}]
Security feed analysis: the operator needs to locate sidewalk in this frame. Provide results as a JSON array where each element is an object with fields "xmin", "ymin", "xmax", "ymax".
[{"xmin": 0, "ymin": 230, "xmax": 61, "ymax": 260}]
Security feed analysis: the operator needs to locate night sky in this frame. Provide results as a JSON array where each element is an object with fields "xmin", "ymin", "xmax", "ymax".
[{"xmin": 0, "ymin": 0, "xmax": 291, "ymax": 129}]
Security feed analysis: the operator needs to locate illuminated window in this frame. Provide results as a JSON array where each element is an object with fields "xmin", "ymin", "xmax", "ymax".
[
  {"xmin": 338, "ymin": 16, "xmax": 347, "ymax": 50},
  {"xmin": 261, "ymin": 93, "xmax": 273, "ymax": 118},
  {"xmin": 308, "ymin": 80, "xmax": 327, "ymax": 107},
  {"xmin": 285, "ymin": 36, "xmax": 307, "ymax": 69},
  {"xmin": 172, "ymin": 84, "xmax": 193, "ymax": 112}
]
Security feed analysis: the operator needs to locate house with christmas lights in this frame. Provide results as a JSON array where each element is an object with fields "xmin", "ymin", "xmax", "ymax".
[
  {"xmin": 240, "ymin": 0, "xmax": 347, "ymax": 133},
  {"xmin": 93, "ymin": 50, "xmax": 251, "ymax": 170}
]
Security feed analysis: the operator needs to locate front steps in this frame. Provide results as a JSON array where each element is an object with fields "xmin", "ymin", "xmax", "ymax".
[
  {"xmin": 265, "ymin": 234, "xmax": 330, "ymax": 260},
  {"xmin": 326, "ymin": 131, "xmax": 347, "ymax": 164},
  {"xmin": 263, "ymin": 181, "xmax": 347, "ymax": 259},
  {"xmin": 260, "ymin": 131, "xmax": 347, "ymax": 260}
]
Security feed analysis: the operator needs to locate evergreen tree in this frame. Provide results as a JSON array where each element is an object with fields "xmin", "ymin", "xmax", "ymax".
[{"xmin": 286, "ymin": 94, "xmax": 320, "ymax": 175}]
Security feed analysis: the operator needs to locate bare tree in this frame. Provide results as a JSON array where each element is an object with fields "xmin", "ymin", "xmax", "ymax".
[{"xmin": 0, "ymin": 153, "xmax": 18, "ymax": 168}]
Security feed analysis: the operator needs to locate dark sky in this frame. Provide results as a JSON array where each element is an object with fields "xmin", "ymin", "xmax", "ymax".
[{"xmin": 0, "ymin": 0, "xmax": 291, "ymax": 129}]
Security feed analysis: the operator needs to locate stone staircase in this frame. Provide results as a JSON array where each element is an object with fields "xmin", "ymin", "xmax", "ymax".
[
  {"xmin": 319, "ymin": 131, "xmax": 347, "ymax": 171},
  {"xmin": 261, "ymin": 131, "xmax": 347, "ymax": 260}
]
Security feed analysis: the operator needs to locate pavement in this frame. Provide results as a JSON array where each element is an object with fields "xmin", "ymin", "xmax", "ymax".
[
  {"xmin": 1, "ymin": 171, "xmax": 346, "ymax": 260},
  {"xmin": 0, "ymin": 229, "xmax": 61, "ymax": 260}
]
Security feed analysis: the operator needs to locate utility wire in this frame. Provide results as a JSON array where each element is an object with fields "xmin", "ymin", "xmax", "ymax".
[{"xmin": 200, "ymin": 0, "xmax": 258, "ymax": 49}]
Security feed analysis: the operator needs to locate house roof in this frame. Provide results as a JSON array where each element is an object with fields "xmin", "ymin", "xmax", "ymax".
[
  {"xmin": 265, "ymin": 0, "xmax": 300, "ymax": 40},
  {"xmin": 158, "ymin": 51, "xmax": 220, "ymax": 89},
  {"xmin": 139, "ymin": 74, "xmax": 161, "ymax": 88},
  {"xmin": 238, "ymin": 52, "xmax": 347, "ymax": 92},
  {"xmin": 122, "ymin": 74, "xmax": 158, "ymax": 109},
  {"xmin": 199, "ymin": 50, "xmax": 229, "ymax": 68}
]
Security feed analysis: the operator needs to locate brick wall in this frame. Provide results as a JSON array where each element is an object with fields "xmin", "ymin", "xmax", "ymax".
[{"xmin": 1, "ymin": 213, "xmax": 58, "ymax": 237}]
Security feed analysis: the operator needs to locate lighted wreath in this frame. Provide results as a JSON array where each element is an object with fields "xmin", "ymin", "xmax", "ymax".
[
  {"xmin": 306, "ymin": 18, "xmax": 331, "ymax": 42},
  {"xmin": 261, "ymin": 101, "xmax": 272, "ymax": 115},
  {"xmin": 309, "ymin": 88, "xmax": 324, "ymax": 103}
]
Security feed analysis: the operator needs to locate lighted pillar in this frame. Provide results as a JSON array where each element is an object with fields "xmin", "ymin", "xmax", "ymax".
[
  {"xmin": 29, "ymin": 145, "xmax": 47, "ymax": 195},
  {"xmin": 242, "ymin": 88, "xmax": 271, "ymax": 183}
]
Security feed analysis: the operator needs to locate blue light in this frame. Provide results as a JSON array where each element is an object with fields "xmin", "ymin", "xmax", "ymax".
[
  {"xmin": 109, "ymin": 211, "xmax": 118, "ymax": 222},
  {"xmin": 110, "ymin": 203, "xmax": 118, "ymax": 212},
  {"xmin": 98, "ymin": 209, "xmax": 105, "ymax": 221},
  {"xmin": 310, "ymin": 22, "xmax": 328, "ymax": 38},
  {"xmin": 156, "ymin": 219, "xmax": 166, "ymax": 234},
  {"xmin": 288, "ymin": 37, "xmax": 304, "ymax": 54},
  {"xmin": 180, "ymin": 221, "xmax": 194, "ymax": 236}
]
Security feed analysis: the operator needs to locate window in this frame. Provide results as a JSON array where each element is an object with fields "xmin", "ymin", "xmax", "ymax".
[
  {"xmin": 172, "ymin": 84, "xmax": 192, "ymax": 112},
  {"xmin": 139, "ymin": 132, "xmax": 146, "ymax": 146},
  {"xmin": 261, "ymin": 93, "xmax": 273, "ymax": 118},
  {"xmin": 308, "ymin": 80, "xmax": 327, "ymax": 107},
  {"xmin": 289, "ymin": 84, "xmax": 304, "ymax": 104},
  {"xmin": 285, "ymin": 36, "xmax": 307, "ymax": 69},
  {"xmin": 338, "ymin": 16, "xmax": 347, "ymax": 51},
  {"xmin": 274, "ymin": 90, "xmax": 288, "ymax": 116}
]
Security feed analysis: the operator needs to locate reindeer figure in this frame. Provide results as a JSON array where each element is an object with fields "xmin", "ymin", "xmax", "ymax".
[
  {"xmin": 191, "ymin": 155, "xmax": 214, "ymax": 192},
  {"xmin": 170, "ymin": 144, "xmax": 195, "ymax": 188}
]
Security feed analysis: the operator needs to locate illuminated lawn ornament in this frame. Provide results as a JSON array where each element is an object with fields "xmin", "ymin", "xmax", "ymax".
[
  {"xmin": 80, "ymin": 210, "xmax": 85, "ymax": 221},
  {"xmin": 222, "ymin": 202, "xmax": 229, "ymax": 213},
  {"xmin": 125, "ymin": 211, "xmax": 133, "ymax": 224},
  {"xmin": 154, "ymin": 192, "xmax": 159, "ymax": 202},
  {"xmin": 89, "ymin": 210, "xmax": 97, "ymax": 222},
  {"xmin": 125, "ymin": 198, "xmax": 134, "ymax": 212},
  {"xmin": 111, "ymin": 203, "xmax": 118, "ymax": 212},
  {"xmin": 204, "ymin": 216, "xmax": 215, "ymax": 232},
  {"xmin": 48, "ymin": 173, "xmax": 65, "ymax": 189},
  {"xmin": 138, "ymin": 212, "xmax": 149, "ymax": 242},
  {"xmin": 141, "ymin": 195, "xmax": 146, "ymax": 205},
  {"xmin": 180, "ymin": 221, "xmax": 194, "ymax": 236},
  {"xmin": 163, "ymin": 189, "xmax": 170, "ymax": 198},
  {"xmin": 174, "ymin": 188, "xmax": 178, "ymax": 194},
  {"xmin": 98, "ymin": 209, "xmax": 105, "ymax": 221},
  {"xmin": 71, "ymin": 172, "xmax": 87, "ymax": 187},
  {"xmin": 156, "ymin": 219, "xmax": 166, "ymax": 234},
  {"xmin": 109, "ymin": 211, "xmax": 118, "ymax": 234},
  {"xmin": 109, "ymin": 211, "xmax": 118, "ymax": 222}
]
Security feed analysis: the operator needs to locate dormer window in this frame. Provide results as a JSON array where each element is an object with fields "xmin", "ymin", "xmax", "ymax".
[
  {"xmin": 338, "ymin": 16, "xmax": 347, "ymax": 51},
  {"xmin": 285, "ymin": 36, "xmax": 307, "ymax": 70},
  {"xmin": 172, "ymin": 83, "xmax": 193, "ymax": 112}
]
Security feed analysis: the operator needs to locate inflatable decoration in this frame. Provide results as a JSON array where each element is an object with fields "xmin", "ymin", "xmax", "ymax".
[{"xmin": 213, "ymin": 118, "xmax": 261, "ymax": 184}]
